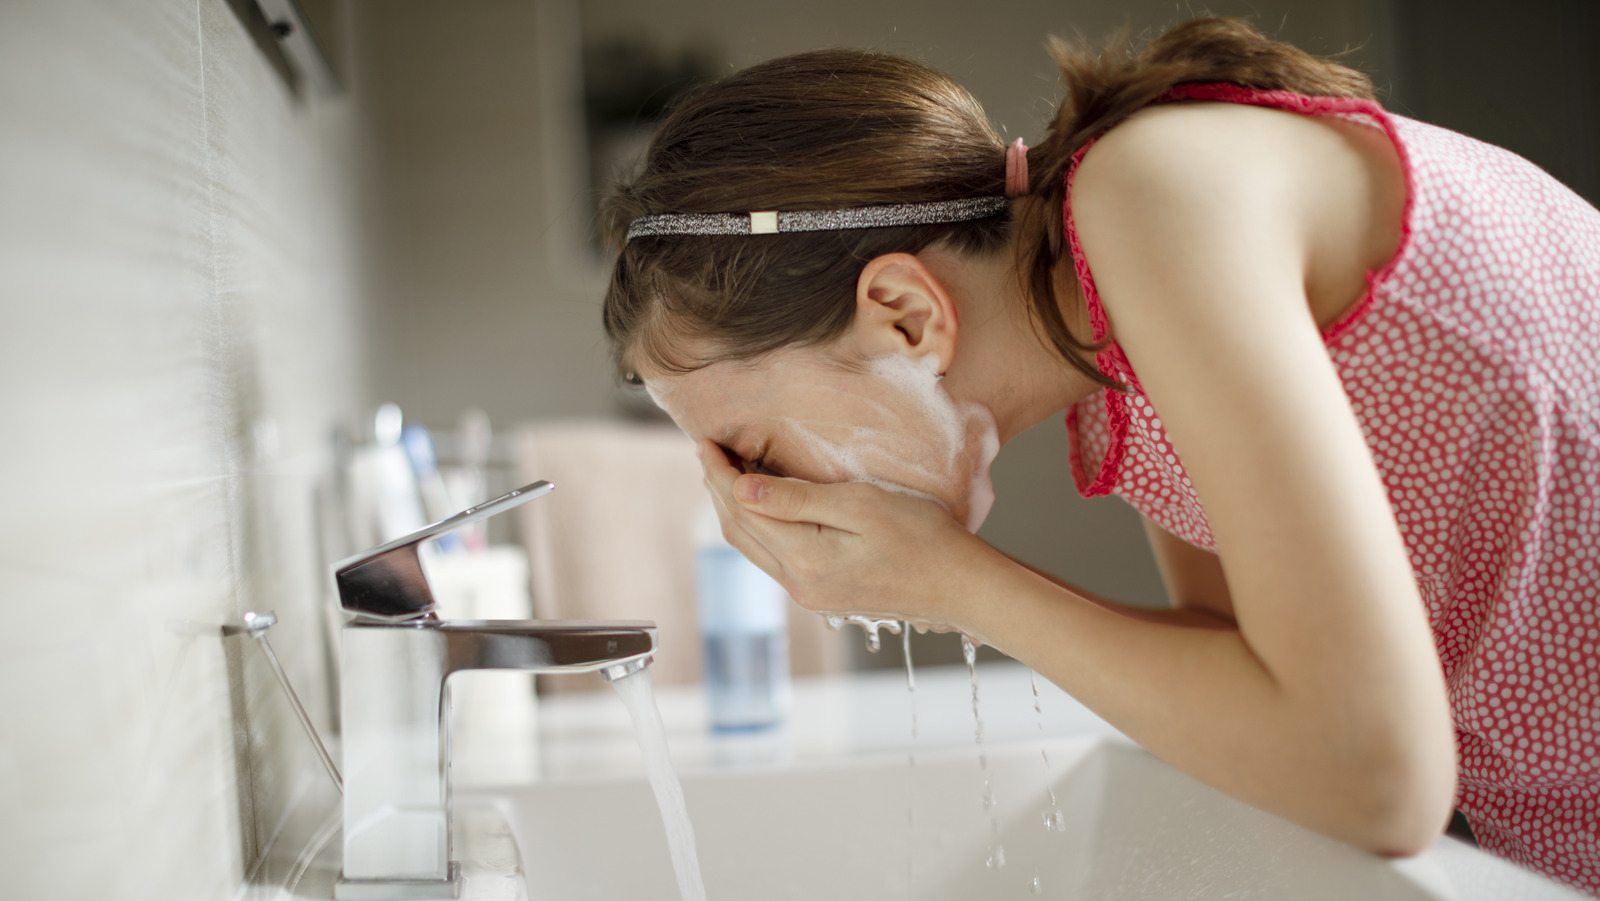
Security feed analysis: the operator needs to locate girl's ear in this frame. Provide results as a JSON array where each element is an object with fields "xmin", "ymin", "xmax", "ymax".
[{"xmin": 847, "ymin": 252, "xmax": 960, "ymax": 374}]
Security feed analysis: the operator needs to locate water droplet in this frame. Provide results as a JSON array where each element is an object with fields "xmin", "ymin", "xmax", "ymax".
[
  {"xmin": 901, "ymin": 622, "xmax": 916, "ymax": 692},
  {"xmin": 1030, "ymin": 875, "xmax": 1043, "ymax": 895},
  {"xmin": 986, "ymin": 845, "xmax": 1006, "ymax": 869},
  {"xmin": 1044, "ymin": 809, "xmax": 1066, "ymax": 832}
]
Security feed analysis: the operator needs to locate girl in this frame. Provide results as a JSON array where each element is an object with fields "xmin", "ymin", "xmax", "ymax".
[{"xmin": 599, "ymin": 17, "xmax": 1599, "ymax": 893}]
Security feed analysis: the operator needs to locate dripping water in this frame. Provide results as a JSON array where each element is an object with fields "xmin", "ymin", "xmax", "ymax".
[
  {"xmin": 1032, "ymin": 669, "xmax": 1066, "ymax": 833},
  {"xmin": 824, "ymin": 614, "xmax": 902, "ymax": 653},
  {"xmin": 961, "ymin": 635, "xmax": 1004, "ymax": 870},
  {"xmin": 902, "ymin": 621, "xmax": 917, "ymax": 896}
]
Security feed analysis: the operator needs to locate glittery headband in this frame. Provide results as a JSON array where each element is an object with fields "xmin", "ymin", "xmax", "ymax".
[{"xmin": 624, "ymin": 195, "xmax": 1009, "ymax": 242}]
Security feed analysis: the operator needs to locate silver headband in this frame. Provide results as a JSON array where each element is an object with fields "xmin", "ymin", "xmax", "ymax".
[{"xmin": 625, "ymin": 196, "xmax": 1008, "ymax": 242}]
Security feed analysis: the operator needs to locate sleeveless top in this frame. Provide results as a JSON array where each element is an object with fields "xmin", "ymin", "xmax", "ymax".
[{"xmin": 1063, "ymin": 83, "xmax": 1600, "ymax": 892}]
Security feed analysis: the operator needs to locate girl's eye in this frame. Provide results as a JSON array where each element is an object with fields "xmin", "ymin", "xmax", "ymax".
[
  {"xmin": 725, "ymin": 450, "xmax": 761, "ymax": 475},
  {"xmin": 747, "ymin": 450, "xmax": 781, "ymax": 477}
]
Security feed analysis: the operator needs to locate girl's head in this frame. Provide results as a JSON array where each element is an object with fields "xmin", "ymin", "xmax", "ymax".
[
  {"xmin": 599, "ymin": 18, "xmax": 1374, "ymax": 524},
  {"xmin": 601, "ymin": 49, "xmax": 1014, "ymax": 528},
  {"xmin": 600, "ymin": 49, "xmax": 1014, "ymax": 378}
]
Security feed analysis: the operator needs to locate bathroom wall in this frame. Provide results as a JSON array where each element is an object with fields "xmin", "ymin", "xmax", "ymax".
[
  {"xmin": 0, "ymin": 1, "xmax": 375, "ymax": 897},
  {"xmin": 351, "ymin": 0, "xmax": 614, "ymax": 429},
  {"xmin": 1385, "ymin": 0, "xmax": 1599, "ymax": 206}
]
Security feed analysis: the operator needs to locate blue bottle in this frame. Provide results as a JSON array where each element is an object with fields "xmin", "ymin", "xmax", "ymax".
[{"xmin": 695, "ymin": 502, "xmax": 790, "ymax": 731}]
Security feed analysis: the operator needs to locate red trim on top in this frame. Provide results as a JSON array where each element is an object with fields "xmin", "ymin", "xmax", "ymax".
[
  {"xmin": 1063, "ymin": 127, "xmax": 1132, "ymax": 497},
  {"xmin": 1062, "ymin": 82, "xmax": 1417, "ymax": 498}
]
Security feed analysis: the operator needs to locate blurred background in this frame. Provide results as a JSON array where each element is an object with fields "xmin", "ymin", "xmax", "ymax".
[{"xmin": 1, "ymin": 0, "xmax": 1595, "ymax": 898}]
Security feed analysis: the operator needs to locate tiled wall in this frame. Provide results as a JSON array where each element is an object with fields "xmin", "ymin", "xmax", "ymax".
[{"xmin": 0, "ymin": 1, "xmax": 374, "ymax": 897}]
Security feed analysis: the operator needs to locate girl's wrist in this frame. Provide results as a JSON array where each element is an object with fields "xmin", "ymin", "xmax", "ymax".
[{"xmin": 920, "ymin": 530, "xmax": 1024, "ymax": 643}]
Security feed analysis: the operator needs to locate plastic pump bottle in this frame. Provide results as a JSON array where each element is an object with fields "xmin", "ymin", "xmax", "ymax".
[{"xmin": 695, "ymin": 501, "xmax": 790, "ymax": 731}]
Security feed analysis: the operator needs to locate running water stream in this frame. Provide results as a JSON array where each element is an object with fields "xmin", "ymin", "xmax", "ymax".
[
  {"xmin": 611, "ymin": 667, "xmax": 709, "ymax": 901},
  {"xmin": 961, "ymin": 635, "xmax": 1005, "ymax": 870}
]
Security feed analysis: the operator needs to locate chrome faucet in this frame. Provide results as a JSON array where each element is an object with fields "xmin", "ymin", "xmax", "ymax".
[{"xmin": 333, "ymin": 481, "xmax": 656, "ymax": 900}]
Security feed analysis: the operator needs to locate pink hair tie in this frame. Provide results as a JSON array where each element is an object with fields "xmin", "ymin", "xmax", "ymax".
[{"xmin": 1005, "ymin": 138, "xmax": 1030, "ymax": 197}]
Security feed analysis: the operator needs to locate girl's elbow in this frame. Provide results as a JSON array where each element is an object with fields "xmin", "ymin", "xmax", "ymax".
[{"xmin": 1347, "ymin": 746, "xmax": 1458, "ymax": 857}]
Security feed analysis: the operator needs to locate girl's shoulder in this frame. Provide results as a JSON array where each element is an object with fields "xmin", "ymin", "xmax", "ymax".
[
  {"xmin": 1072, "ymin": 97, "xmax": 1396, "ymax": 226},
  {"xmin": 1071, "ymin": 97, "xmax": 1406, "ymax": 335}
]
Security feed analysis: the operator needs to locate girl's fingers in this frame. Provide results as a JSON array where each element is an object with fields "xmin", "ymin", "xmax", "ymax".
[
  {"xmin": 705, "ymin": 483, "xmax": 783, "ymax": 574},
  {"xmin": 697, "ymin": 438, "xmax": 863, "ymax": 532},
  {"xmin": 697, "ymin": 440, "xmax": 802, "ymax": 575},
  {"xmin": 733, "ymin": 473, "xmax": 827, "ymax": 525}
]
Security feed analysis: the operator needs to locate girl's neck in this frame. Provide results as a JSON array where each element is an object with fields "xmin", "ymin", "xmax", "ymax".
[{"xmin": 918, "ymin": 246, "xmax": 1101, "ymax": 445}]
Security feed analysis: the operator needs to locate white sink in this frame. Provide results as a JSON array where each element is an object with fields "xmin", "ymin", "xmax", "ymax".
[
  {"xmin": 484, "ymin": 735, "xmax": 1581, "ymax": 900},
  {"xmin": 450, "ymin": 663, "xmax": 1584, "ymax": 901}
]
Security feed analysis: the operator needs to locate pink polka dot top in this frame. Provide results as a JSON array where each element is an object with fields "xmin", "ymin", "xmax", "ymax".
[{"xmin": 1063, "ymin": 83, "xmax": 1600, "ymax": 892}]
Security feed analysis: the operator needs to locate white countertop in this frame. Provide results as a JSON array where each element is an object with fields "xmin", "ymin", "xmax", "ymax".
[{"xmin": 454, "ymin": 659, "xmax": 1121, "ymax": 786}]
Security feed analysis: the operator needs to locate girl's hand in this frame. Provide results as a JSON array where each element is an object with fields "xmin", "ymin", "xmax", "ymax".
[{"xmin": 696, "ymin": 439, "xmax": 987, "ymax": 627}]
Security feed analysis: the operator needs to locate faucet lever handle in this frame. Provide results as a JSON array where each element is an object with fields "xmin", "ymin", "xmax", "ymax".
[{"xmin": 335, "ymin": 480, "xmax": 554, "ymax": 622}]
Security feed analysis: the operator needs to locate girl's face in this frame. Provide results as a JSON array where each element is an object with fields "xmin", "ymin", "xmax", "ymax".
[{"xmin": 645, "ymin": 347, "xmax": 1000, "ymax": 532}]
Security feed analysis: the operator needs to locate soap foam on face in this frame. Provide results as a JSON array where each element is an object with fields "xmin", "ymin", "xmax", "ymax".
[
  {"xmin": 782, "ymin": 354, "xmax": 999, "ymax": 532},
  {"xmin": 647, "ymin": 352, "xmax": 1001, "ymax": 533}
]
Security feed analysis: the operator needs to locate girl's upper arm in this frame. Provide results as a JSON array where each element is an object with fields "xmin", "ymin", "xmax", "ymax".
[
  {"xmin": 1141, "ymin": 514, "xmax": 1234, "ymax": 622},
  {"xmin": 1070, "ymin": 104, "xmax": 1449, "ymax": 745}
]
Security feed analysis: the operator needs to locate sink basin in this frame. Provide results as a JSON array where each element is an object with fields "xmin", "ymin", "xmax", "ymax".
[{"xmin": 483, "ymin": 734, "xmax": 1580, "ymax": 900}]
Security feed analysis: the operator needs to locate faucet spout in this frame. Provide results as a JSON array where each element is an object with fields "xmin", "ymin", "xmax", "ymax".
[
  {"xmin": 440, "ymin": 620, "xmax": 656, "ymax": 675},
  {"xmin": 332, "ymin": 480, "xmax": 659, "ymax": 900}
]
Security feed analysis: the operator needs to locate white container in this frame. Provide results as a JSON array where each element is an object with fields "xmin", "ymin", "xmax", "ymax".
[{"xmin": 425, "ymin": 545, "xmax": 540, "ymax": 781}]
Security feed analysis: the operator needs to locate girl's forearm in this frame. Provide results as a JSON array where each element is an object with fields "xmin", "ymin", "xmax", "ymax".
[
  {"xmin": 955, "ymin": 544, "xmax": 1455, "ymax": 856},
  {"xmin": 1001, "ymin": 552, "xmax": 1236, "ymax": 628}
]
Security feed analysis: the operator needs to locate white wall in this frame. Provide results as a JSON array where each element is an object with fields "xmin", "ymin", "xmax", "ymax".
[{"xmin": 0, "ymin": 1, "xmax": 374, "ymax": 896}]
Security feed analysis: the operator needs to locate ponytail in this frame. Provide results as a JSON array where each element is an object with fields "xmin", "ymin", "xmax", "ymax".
[{"xmin": 1012, "ymin": 17, "xmax": 1376, "ymax": 388}]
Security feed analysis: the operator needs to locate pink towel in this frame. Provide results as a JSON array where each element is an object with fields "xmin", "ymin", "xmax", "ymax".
[{"xmin": 511, "ymin": 420, "xmax": 847, "ymax": 691}]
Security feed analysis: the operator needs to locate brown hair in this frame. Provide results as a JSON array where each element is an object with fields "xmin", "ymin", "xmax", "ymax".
[{"xmin": 600, "ymin": 17, "xmax": 1375, "ymax": 388}]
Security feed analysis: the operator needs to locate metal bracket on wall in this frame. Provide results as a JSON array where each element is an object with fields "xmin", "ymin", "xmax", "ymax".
[
  {"xmin": 223, "ymin": 609, "xmax": 345, "ymax": 795},
  {"xmin": 254, "ymin": 0, "xmax": 340, "ymax": 96}
]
